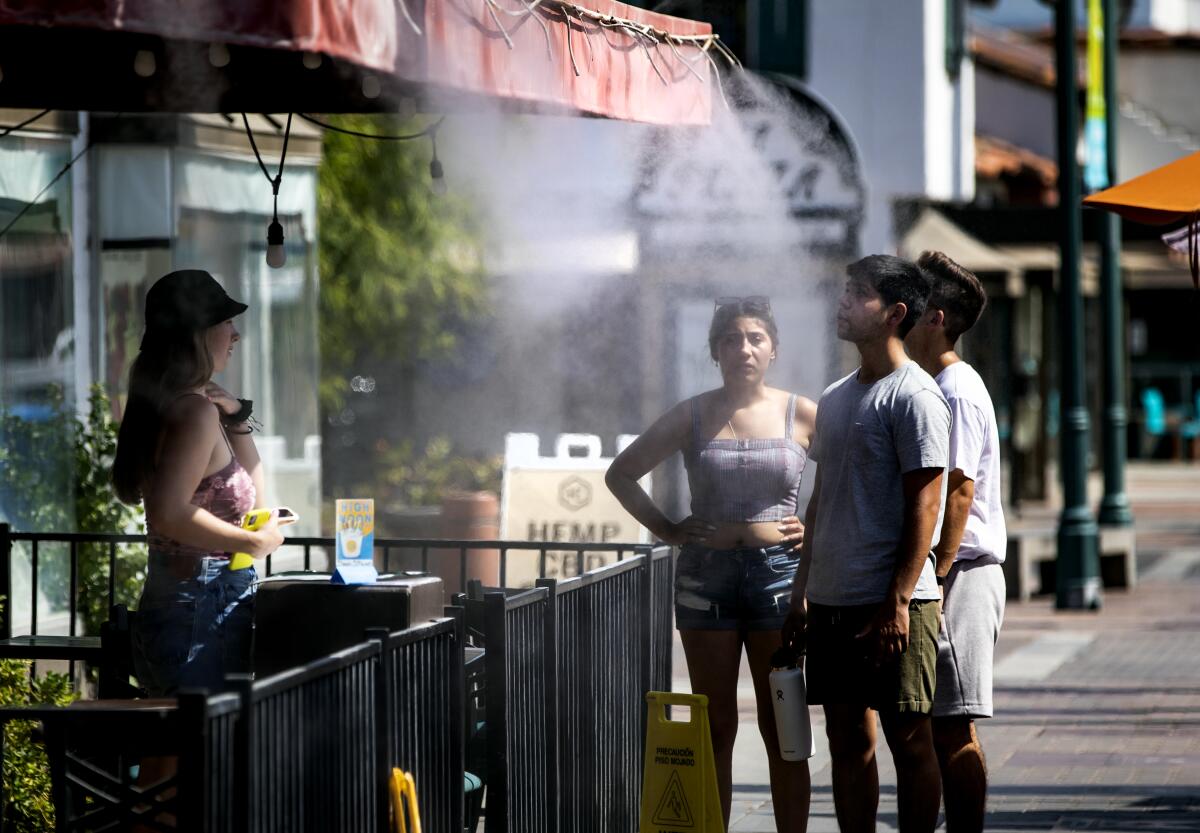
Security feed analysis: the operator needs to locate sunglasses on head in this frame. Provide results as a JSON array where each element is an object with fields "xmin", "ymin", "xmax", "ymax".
[{"xmin": 714, "ymin": 295, "xmax": 771, "ymax": 311}]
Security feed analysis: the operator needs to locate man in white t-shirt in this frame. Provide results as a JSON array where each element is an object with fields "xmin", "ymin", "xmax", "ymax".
[{"xmin": 905, "ymin": 251, "xmax": 1007, "ymax": 833}]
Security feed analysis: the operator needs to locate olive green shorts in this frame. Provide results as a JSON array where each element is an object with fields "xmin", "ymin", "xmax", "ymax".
[{"xmin": 805, "ymin": 599, "xmax": 939, "ymax": 714}]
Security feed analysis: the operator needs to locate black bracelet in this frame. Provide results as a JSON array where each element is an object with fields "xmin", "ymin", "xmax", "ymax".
[
  {"xmin": 220, "ymin": 398, "xmax": 253, "ymax": 426},
  {"xmin": 227, "ymin": 427, "xmax": 253, "ymax": 436},
  {"xmin": 935, "ymin": 575, "xmax": 947, "ymax": 586}
]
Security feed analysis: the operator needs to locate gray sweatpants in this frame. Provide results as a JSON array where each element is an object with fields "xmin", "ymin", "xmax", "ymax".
[{"xmin": 932, "ymin": 555, "xmax": 1006, "ymax": 718}]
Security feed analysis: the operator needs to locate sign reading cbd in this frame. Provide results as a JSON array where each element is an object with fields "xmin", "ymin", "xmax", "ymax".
[{"xmin": 500, "ymin": 433, "xmax": 651, "ymax": 586}]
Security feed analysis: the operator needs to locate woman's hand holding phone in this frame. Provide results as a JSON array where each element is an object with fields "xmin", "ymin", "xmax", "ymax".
[{"xmin": 249, "ymin": 512, "xmax": 285, "ymax": 558}]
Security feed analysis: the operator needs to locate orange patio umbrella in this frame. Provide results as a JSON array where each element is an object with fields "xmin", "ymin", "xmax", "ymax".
[{"xmin": 1083, "ymin": 150, "xmax": 1200, "ymax": 287}]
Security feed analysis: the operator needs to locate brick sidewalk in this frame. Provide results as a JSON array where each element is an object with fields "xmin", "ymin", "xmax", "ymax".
[{"xmin": 676, "ymin": 462, "xmax": 1200, "ymax": 832}]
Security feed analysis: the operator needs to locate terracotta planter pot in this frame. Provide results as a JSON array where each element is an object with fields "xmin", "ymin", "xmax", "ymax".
[{"xmin": 435, "ymin": 490, "xmax": 500, "ymax": 594}]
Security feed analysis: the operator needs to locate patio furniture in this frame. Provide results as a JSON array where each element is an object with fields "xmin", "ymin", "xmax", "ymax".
[
  {"xmin": 252, "ymin": 572, "xmax": 443, "ymax": 677},
  {"xmin": 1140, "ymin": 386, "xmax": 1173, "ymax": 458},
  {"xmin": 0, "ymin": 698, "xmax": 193, "ymax": 833},
  {"xmin": 1180, "ymin": 392, "xmax": 1200, "ymax": 459}
]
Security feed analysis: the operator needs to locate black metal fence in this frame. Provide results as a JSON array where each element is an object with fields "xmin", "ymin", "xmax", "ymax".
[
  {"xmin": 1, "ymin": 533, "xmax": 674, "ymax": 833},
  {"xmin": 236, "ymin": 642, "xmax": 380, "ymax": 833},
  {"xmin": 0, "ymin": 523, "xmax": 657, "ymax": 644},
  {"xmin": 375, "ymin": 618, "xmax": 465, "ymax": 833},
  {"xmin": 479, "ymin": 587, "xmax": 553, "ymax": 833},
  {"xmin": 0, "ymin": 613, "xmax": 466, "ymax": 833},
  {"xmin": 463, "ymin": 545, "xmax": 674, "ymax": 833}
]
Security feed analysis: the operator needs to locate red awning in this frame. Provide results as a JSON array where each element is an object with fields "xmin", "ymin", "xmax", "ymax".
[{"xmin": 0, "ymin": 0, "xmax": 714, "ymax": 125}]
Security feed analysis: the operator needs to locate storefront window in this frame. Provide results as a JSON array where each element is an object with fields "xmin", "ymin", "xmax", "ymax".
[
  {"xmin": 98, "ymin": 145, "xmax": 322, "ymax": 536},
  {"xmin": 0, "ymin": 132, "xmax": 76, "ymax": 636},
  {"xmin": 100, "ymin": 246, "xmax": 172, "ymax": 410},
  {"xmin": 0, "ymin": 135, "xmax": 75, "ymax": 527}
]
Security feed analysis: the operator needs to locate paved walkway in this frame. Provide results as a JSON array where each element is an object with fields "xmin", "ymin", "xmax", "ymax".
[{"xmin": 672, "ymin": 462, "xmax": 1200, "ymax": 832}]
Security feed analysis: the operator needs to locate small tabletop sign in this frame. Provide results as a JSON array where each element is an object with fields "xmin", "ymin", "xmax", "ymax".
[{"xmin": 332, "ymin": 498, "xmax": 378, "ymax": 585}]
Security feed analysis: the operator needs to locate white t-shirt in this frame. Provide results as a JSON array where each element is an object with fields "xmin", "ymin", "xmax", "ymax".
[{"xmin": 936, "ymin": 362, "xmax": 1007, "ymax": 563}]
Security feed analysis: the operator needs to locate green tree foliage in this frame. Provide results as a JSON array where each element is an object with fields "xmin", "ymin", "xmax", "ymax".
[
  {"xmin": 0, "ymin": 385, "xmax": 145, "ymax": 638},
  {"xmin": 0, "ymin": 387, "xmax": 73, "ymax": 534},
  {"xmin": 373, "ymin": 436, "xmax": 502, "ymax": 508},
  {"xmin": 0, "ymin": 600, "xmax": 76, "ymax": 833},
  {"xmin": 73, "ymin": 386, "xmax": 146, "ymax": 636},
  {"xmin": 318, "ymin": 115, "xmax": 488, "ymax": 413}
]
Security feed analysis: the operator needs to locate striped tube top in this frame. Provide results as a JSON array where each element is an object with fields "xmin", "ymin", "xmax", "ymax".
[{"xmin": 684, "ymin": 394, "xmax": 808, "ymax": 522}]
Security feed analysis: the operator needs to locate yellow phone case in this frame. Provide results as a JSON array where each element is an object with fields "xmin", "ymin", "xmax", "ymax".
[{"xmin": 230, "ymin": 508, "xmax": 274, "ymax": 570}]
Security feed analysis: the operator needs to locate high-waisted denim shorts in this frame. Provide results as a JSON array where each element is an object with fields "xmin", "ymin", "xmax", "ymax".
[
  {"xmin": 131, "ymin": 552, "xmax": 256, "ymax": 696},
  {"xmin": 674, "ymin": 543, "xmax": 800, "ymax": 631}
]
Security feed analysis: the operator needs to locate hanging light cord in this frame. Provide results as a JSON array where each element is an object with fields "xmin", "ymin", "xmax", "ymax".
[
  {"xmin": 242, "ymin": 112, "xmax": 293, "ymax": 221},
  {"xmin": 0, "ymin": 141, "xmax": 91, "ymax": 241},
  {"xmin": 297, "ymin": 112, "xmax": 445, "ymax": 141}
]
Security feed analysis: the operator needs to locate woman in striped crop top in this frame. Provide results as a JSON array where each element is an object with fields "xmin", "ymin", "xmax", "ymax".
[
  {"xmin": 606, "ymin": 297, "xmax": 817, "ymax": 832},
  {"xmin": 113, "ymin": 270, "xmax": 284, "ymax": 699}
]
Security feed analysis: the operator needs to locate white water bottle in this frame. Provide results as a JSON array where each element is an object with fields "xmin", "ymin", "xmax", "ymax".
[{"xmin": 769, "ymin": 646, "xmax": 815, "ymax": 761}]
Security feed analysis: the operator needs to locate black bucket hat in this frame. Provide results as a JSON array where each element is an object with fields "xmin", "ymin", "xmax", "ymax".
[{"xmin": 141, "ymin": 270, "xmax": 247, "ymax": 350}]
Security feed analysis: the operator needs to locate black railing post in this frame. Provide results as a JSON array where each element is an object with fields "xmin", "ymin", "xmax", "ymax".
[
  {"xmin": 0, "ymin": 715, "xmax": 8, "ymax": 832},
  {"xmin": 483, "ymin": 590, "xmax": 509, "ymax": 833},
  {"xmin": 177, "ymin": 691, "xmax": 209, "ymax": 833},
  {"xmin": 579, "ymin": 577, "xmax": 597, "ymax": 831},
  {"xmin": 229, "ymin": 673, "xmax": 256, "ymax": 833},
  {"xmin": 637, "ymin": 552, "xmax": 653, "ymax": 767},
  {"xmin": 447, "ymin": 606, "xmax": 467, "ymax": 833},
  {"xmin": 366, "ymin": 627, "xmax": 392, "ymax": 833},
  {"xmin": 536, "ymin": 578, "xmax": 561, "ymax": 831},
  {"xmin": 1, "ymin": 523, "xmax": 11, "ymax": 640}
]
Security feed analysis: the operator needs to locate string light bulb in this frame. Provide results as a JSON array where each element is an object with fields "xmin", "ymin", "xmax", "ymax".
[
  {"xmin": 266, "ymin": 215, "xmax": 286, "ymax": 268},
  {"xmin": 242, "ymin": 113, "xmax": 293, "ymax": 269},
  {"xmin": 134, "ymin": 50, "xmax": 157, "ymax": 78}
]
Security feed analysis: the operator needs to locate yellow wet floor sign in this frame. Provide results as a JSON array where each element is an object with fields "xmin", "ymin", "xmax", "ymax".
[{"xmin": 641, "ymin": 692, "xmax": 722, "ymax": 833}]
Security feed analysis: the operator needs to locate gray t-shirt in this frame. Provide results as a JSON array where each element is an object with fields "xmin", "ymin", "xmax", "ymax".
[{"xmin": 806, "ymin": 361, "xmax": 950, "ymax": 606}]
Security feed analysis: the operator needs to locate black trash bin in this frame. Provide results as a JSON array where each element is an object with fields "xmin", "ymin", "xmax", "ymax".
[{"xmin": 253, "ymin": 572, "xmax": 444, "ymax": 677}]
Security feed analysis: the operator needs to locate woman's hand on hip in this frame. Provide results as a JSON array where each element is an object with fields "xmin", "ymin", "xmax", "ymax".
[
  {"xmin": 777, "ymin": 515, "xmax": 805, "ymax": 550},
  {"xmin": 661, "ymin": 516, "xmax": 716, "ymax": 547}
]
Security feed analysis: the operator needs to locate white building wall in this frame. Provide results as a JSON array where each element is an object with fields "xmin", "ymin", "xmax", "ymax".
[
  {"xmin": 810, "ymin": 0, "xmax": 974, "ymax": 255},
  {"xmin": 976, "ymin": 69, "xmax": 1057, "ymax": 160},
  {"xmin": 973, "ymin": 0, "xmax": 1200, "ymax": 33},
  {"xmin": 1144, "ymin": 0, "xmax": 1200, "ymax": 33}
]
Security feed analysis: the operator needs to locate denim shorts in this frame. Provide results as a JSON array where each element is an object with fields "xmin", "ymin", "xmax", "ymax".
[
  {"xmin": 131, "ymin": 552, "xmax": 256, "ymax": 696},
  {"xmin": 674, "ymin": 543, "xmax": 799, "ymax": 631}
]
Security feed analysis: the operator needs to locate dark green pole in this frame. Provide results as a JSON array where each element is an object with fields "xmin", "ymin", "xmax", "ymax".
[
  {"xmin": 1055, "ymin": 0, "xmax": 1103, "ymax": 609},
  {"xmin": 1097, "ymin": 0, "xmax": 1134, "ymax": 526}
]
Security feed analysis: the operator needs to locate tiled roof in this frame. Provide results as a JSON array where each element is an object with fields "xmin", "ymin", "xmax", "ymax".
[{"xmin": 976, "ymin": 134, "xmax": 1057, "ymax": 185}]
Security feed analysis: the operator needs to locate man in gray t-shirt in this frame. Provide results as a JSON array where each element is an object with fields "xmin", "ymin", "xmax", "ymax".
[
  {"xmin": 785, "ymin": 255, "xmax": 950, "ymax": 833},
  {"xmin": 806, "ymin": 362, "xmax": 948, "ymax": 607}
]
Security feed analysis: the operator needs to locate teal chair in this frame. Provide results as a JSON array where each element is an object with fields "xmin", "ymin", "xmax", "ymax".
[
  {"xmin": 1180, "ymin": 392, "xmax": 1200, "ymax": 458},
  {"xmin": 1140, "ymin": 387, "xmax": 1168, "ymax": 457}
]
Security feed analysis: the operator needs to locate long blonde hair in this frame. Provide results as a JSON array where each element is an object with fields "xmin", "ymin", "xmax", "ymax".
[{"xmin": 112, "ymin": 328, "xmax": 214, "ymax": 504}]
